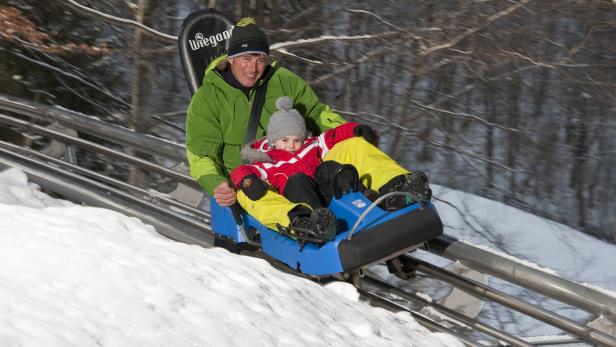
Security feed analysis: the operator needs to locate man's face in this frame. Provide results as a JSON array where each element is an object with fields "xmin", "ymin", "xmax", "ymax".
[
  {"xmin": 272, "ymin": 136, "xmax": 303, "ymax": 153},
  {"xmin": 228, "ymin": 53, "xmax": 267, "ymax": 88}
]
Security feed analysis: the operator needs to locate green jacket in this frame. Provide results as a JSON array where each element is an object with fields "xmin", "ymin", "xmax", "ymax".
[{"xmin": 186, "ymin": 57, "xmax": 346, "ymax": 195}]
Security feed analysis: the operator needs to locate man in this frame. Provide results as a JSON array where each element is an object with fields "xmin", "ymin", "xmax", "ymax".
[
  {"xmin": 186, "ymin": 17, "xmax": 347, "ymax": 234},
  {"xmin": 185, "ymin": 17, "xmax": 430, "ymax": 238}
]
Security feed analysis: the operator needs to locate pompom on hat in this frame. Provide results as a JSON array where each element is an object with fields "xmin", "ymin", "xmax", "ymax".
[
  {"xmin": 267, "ymin": 96, "xmax": 307, "ymax": 146},
  {"xmin": 227, "ymin": 17, "xmax": 269, "ymax": 58}
]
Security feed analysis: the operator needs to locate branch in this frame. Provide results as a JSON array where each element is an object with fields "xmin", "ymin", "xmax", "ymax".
[
  {"xmin": 335, "ymin": 109, "xmax": 516, "ymax": 172},
  {"xmin": 563, "ymin": 22, "xmax": 616, "ymax": 63},
  {"xmin": 408, "ymin": 98, "xmax": 519, "ymax": 132},
  {"xmin": 274, "ymin": 48, "xmax": 332, "ymax": 65},
  {"xmin": 429, "ymin": 137, "xmax": 517, "ymax": 172},
  {"xmin": 420, "ymin": 0, "xmax": 531, "ymax": 56},
  {"xmin": 9, "ymin": 49, "xmax": 130, "ymax": 108},
  {"xmin": 62, "ymin": 0, "xmax": 177, "ymax": 42},
  {"xmin": 499, "ymin": 50, "xmax": 556, "ymax": 68},
  {"xmin": 270, "ymin": 31, "xmax": 402, "ymax": 51},
  {"xmin": 271, "ymin": 31, "xmax": 408, "ymax": 76},
  {"xmin": 428, "ymin": 63, "xmax": 539, "ymax": 109},
  {"xmin": 346, "ymin": 8, "xmax": 404, "ymax": 31},
  {"xmin": 309, "ymin": 46, "xmax": 391, "ymax": 86},
  {"xmin": 51, "ymin": 70, "xmax": 113, "ymax": 114}
]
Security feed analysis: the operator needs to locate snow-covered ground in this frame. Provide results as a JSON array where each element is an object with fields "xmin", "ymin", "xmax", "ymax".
[
  {"xmin": 1, "ymin": 166, "xmax": 615, "ymax": 346},
  {"xmin": 0, "ymin": 168, "xmax": 461, "ymax": 347}
]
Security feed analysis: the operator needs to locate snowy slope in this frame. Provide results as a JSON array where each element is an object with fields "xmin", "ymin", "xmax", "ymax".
[{"xmin": 0, "ymin": 168, "xmax": 461, "ymax": 347}]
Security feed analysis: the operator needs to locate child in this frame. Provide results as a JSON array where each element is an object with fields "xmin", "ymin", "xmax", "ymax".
[{"xmin": 231, "ymin": 96, "xmax": 431, "ymax": 242}]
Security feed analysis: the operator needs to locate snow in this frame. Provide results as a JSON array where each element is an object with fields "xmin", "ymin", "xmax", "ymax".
[
  {"xmin": 415, "ymin": 292, "xmax": 433, "ymax": 303},
  {"xmin": 0, "ymin": 168, "xmax": 461, "ymax": 347}
]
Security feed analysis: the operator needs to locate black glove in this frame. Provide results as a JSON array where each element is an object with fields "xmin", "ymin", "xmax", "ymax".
[
  {"xmin": 353, "ymin": 124, "xmax": 379, "ymax": 146},
  {"xmin": 240, "ymin": 174, "xmax": 268, "ymax": 201}
]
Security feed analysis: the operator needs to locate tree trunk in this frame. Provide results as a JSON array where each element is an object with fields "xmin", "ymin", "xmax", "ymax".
[
  {"xmin": 128, "ymin": 0, "xmax": 152, "ymax": 186},
  {"xmin": 504, "ymin": 71, "xmax": 521, "ymax": 204}
]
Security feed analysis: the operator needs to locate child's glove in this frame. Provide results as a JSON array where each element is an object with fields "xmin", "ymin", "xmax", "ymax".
[
  {"xmin": 240, "ymin": 174, "xmax": 268, "ymax": 201},
  {"xmin": 353, "ymin": 124, "xmax": 379, "ymax": 146}
]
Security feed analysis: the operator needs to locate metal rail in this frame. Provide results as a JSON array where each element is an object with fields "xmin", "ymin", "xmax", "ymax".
[
  {"xmin": 358, "ymin": 288, "xmax": 482, "ymax": 347},
  {"xmin": 0, "ymin": 113, "xmax": 200, "ymax": 190},
  {"xmin": 428, "ymin": 235, "xmax": 616, "ymax": 320},
  {"xmin": 0, "ymin": 141, "xmax": 212, "ymax": 224},
  {"xmin": 0, "ymin": 93, "xmax": 186, "ymax": 160},
  {"xmin": 362, "ymin": 275, "xmax": 533, "ymax": 347},
  {"xmin": 403, "ymin": 255, "xmax": 616, "ymax": 347},
  {"xmin": 0, "ymin": 148, "xmax": 213, "ymax": 248}
]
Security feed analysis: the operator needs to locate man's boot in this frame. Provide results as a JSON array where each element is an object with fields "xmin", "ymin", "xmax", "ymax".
[{"xmin": 378, "ymin": 171, "xmax": 432, "ymax": 211}]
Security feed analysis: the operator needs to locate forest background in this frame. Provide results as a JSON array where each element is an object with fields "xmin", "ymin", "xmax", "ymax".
[{"xmin": 1, "ymin": 0, "xmax": 615, "ymax": 242}]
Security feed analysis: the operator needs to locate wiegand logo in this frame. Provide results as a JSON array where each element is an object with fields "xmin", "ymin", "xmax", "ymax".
[{"xmin": 188, "ymin": 27, "xmax": 233, "ymax": 51}]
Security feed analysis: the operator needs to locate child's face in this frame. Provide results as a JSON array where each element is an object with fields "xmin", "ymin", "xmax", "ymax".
[{"xmin": 273, "ymin": 136, "xmax": 303, "ymax": 153}]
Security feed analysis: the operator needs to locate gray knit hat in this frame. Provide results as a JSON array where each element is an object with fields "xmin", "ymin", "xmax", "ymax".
[
  {"xmin": 267, "ymin": 96, "xmax": 307, "ymax": 146},
  {"xmin": 227, "ymin": 17, "xmax": 269, "ymax": 59}
]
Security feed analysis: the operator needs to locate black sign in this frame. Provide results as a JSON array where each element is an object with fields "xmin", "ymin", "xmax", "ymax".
[{"xmin": 178, "ymin": 9, "xmax": 234, "ymax": 94}]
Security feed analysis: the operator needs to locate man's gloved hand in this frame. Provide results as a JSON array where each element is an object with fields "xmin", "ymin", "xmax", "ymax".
[
  {"xmin": 240, "ymin": 174, "xmax": 268, "ymax": 201},
  {"xmin": 353, "ymin": 124, "xmax": 379, "ymax": 146}
]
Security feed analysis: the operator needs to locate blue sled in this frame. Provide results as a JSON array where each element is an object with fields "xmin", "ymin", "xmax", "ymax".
[{"xmin": 211, "ymin": 192, "xmax": 443, "ymax": 276}]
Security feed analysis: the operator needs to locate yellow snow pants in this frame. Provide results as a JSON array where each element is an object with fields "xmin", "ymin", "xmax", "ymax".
[{"xmin": 236, "ymin": 137, "xmax": 409, "ymax": 230}]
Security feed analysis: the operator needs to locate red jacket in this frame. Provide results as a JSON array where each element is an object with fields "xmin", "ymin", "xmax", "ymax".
[{"xmin": 231, "ymin": 122, "xmax": 359, "ymax": 194}]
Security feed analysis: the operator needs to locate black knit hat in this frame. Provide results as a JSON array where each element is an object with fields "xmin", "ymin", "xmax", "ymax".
[{"xmin": 227, "ymin": 17, "xmax": 269, "ymax": 58}]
